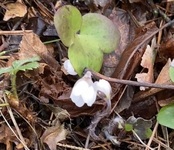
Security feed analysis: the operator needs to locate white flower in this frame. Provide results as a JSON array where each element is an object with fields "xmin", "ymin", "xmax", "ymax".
[
  {"xmin": 70, "ymin": 71, "xmax": 112, "ymax": 107},
  {"xmin": 63, "ymin": 59, "xmax": 77, "ymax": 75},
  {"xmin": 94, "ymin": 79, "xmax": 112, "ymax": 100},
  {"xmin": 171, "ymin": 59, "xmax": 174, "ymax": 67},
  {"xmin": 70, "ymin": 71, "xmax": 97, "ymax": 107}
]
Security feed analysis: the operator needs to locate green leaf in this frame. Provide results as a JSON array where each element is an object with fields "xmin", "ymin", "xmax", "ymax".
[
  {"xmin": 68, "ymin": 34, "xmax": 103, "ymax": 76},
  {"xmin": 157, "ymin": 103, "xmax": 174, "ymax": 129},
  {"xmin": 81, "ymin": 13, "xmax": 120, "ymax": 53},
  {"xmin": 124, "ymin": 123, "xmax": 133, "ymax": 131},
  {"xmin": 169, "ymin": 65, "xmax": 174, "ymax": 82},
  {"xmin": 16, "ymin": 62, "xmax": 40, "ymax": 71},
  {"xmin": 12, "ymin": 56, "xmax": 40, "ymax": 69},
  {"xmin": 126, "ymin": 116, "xmax": 152, "ymax": 140},
  {"xmin": 11, "ymin": 56, "xmax": 40, "ymax": 74},
  {"xmin": 0, "ymin": 66, "xmax": 13, "ymax": 75},
  {"xmin": 54, "ymin": 5, "xmax": 82, "ymax": 47},
  {"xmin": 145, "ymin": 128, "xmax": 153, "ymax": 139}
]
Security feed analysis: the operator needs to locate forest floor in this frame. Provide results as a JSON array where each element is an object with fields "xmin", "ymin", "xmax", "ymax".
[{"xmin": 0, "ymin": 0, "xmax": 174, "ymax": 150}]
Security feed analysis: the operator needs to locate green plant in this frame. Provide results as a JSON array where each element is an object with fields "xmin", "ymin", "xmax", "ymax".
[
  {"xmin": 54, "ymin": 5, "xmax": 120, "ymax": 76},
  {"xmin": 125, "ymin": 116, "xmax": 152, "ymax": 140},
  {"xmin": 157, "ymin": 61, "xmax": 174, "ymax": 129},
  {"xmin": 157, "ymin": 103, "xmax": 174, "ymax": 129},
  {"xmin": 0, "ymin": 56, "xmax": 40, "ymax": 103}
]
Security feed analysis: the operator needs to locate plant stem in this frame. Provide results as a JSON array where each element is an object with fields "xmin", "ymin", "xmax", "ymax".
[{"xmin": 11, "ymin": 73, "xmax": 19, "ymax": 102}]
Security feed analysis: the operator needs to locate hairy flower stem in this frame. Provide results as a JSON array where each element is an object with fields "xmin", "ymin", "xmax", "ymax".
[
  {"xmin": 85, "ymin": 99, "xmax": 111, "ymax": 148},
  {"xmin": 11, "ymin": 73, "xmax": 19, "ymax": 105}
]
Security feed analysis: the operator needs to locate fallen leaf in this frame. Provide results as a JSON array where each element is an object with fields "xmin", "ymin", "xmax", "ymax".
[
  {"xmin": 133, "ymin": 59, "xmax": 173, "ymax": 102},
  {"xmin": 19, "ymin": 32, "xmax": 60, "ymax": 71},
  {"xmin": 3, "ymin": 1, "xmax": 27, "ymax": 21},
  {"xmin": 0, "ymin": 124, "xmax": 19, "ymax": 150},
  {"xmin": 155, "ymin": 59, "xmax": 172, "ymax": 85},
  {"xmin": 135, "ymin": 37, "xmax": 157, "ymax": 90},
  {"xmin": 159, "ymin": 37, "xmax": 174, "ymax": 60},
  {"xmin": 41, "ymin": 124, "xmax": 68, "ymax": 150}
]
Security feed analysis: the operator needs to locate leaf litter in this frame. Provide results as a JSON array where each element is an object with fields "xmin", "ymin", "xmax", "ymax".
[{"xmin": 0, "ymin": 0, "xmax": 174, "ymax": 150}]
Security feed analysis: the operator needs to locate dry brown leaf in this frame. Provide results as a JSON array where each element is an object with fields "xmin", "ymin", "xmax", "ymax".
[
  {"xmin": 133, "ymin": 59, "xmax": 173, "ymax": 102},
  {"xmin": 0, "ymin": 124, "xmax": 19, "ymax": 150},
  {"xmin": 159, "ymin": 37, "xmax": 174, "ymax": 60},
  {"xmin": 3, "ymin": 1, "xmax": 27, "ymax": 21},
  {"xmin": 41, "ymin": 124, "xmax": 68, "ymax": 150},
  {"xmin": 135, "ymin": 37, "xmax": 156, "ymax": 90},
  {"xmin": 154, "ymin": 59, "xmax": 172, "ymax": 85},
  {"xmin": 19, "ymin": 32, "xmax": 59, "ymax": 71},
  {"xmin": 19, "ymin": 32, "xmax": 50, "ymax": 59}
]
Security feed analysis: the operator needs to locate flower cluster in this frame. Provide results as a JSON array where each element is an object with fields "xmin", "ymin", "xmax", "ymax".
[{"xmin": 63, "ymin": 59, "xmax": 112, "ymax": 107}]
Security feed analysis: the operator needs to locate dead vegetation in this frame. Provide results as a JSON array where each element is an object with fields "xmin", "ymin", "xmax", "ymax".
[{"xmin": 0, "ymin": 0, "xmax": 174, "ymax": 150}]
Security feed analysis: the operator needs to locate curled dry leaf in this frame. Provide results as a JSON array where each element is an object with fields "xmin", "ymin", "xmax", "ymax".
[
  {"xmin": 134, "ymin": 59, "xmax": 173, "ymax": 102},
  {"xmin": 19, "ymin": 32, "xmax": 59, "ymax": 71},
  {"xmin": 41, "ymin": 124, "xmax": 68, "ymax": 150},
  {"xmin": 3, "ymin": 1, "xmax": 27, "ymax": 21},
  {"xmin": 135, "ymin": 37, "xmax": 157, "ymax": 90},
  {"xmin": 159, "ymin": 37, "xmax": 174, "ymax": 60},
  {"xmin": 0, "ymin": 124, "xmax": 20, "ymax": 149}
]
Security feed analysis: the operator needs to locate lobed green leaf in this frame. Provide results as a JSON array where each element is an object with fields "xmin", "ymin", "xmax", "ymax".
[
  {"xmin": 157, "ymin": 103, "xmax": 174, "ymax": 129},
  {"xmin": 81, "ymin": 13, "xmax": 120, "ymax": 53},
  {"xmin": 54, "ymin": 5, "xmax": 82, "ymax": 47},
  {"xmin": 68, "ymin": 34, "xmax": 103, "ymax": 76}
]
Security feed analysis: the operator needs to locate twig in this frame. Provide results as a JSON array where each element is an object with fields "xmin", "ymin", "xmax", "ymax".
[
  {"xmin": 132, "ymin": 130, "xmax": 154, "ymax": 150},
  {"xmin": 85, "ymin": 98, "xmax": 111, "ymax": 148},
  {"xmin": 57, "ymin": 143, "xmax": 90, "ymax": 150},
  {"xmin": 86, "ymin": 69, "xmax": 174, "ymax": 90},
  {"xmin": 3, "ymin": 94, "xmax": 30, "ymax": 150},
  {"xmin": 153, "ymin": 137, "xmax": 173, "ymax": 150},
  {"xmin": 0, "ymin": 110, "xmax": 30, "ymax": 150},
  {"xmin": 145, "ymin": 122, "xmax": 158, "ymax": 150},
  {"xmin": 0, "ymin": 30, "xmax": 32, "ymax": 35}
]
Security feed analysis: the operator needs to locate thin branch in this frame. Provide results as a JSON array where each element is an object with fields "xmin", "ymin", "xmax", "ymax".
[
  {"xmin": 132, "ymin": 130, "xmax": 154, "ymax": 150},
  {"xmin": 86, "ymin": 69, "xmax": 174, "ymax": 90},
  {"xmin": 3, "ymin": 94, "xmax": 30, "ymax": 150},
  {"xmin": 0, "ymin": 30, "xmax": 32, "ymax": 35},
  {"xmin": 145, "ymin": 122, "xmax": 158, "ymax": 150}
]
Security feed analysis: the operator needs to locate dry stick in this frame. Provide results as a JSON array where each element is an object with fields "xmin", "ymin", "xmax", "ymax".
[
  {"xmin": 132, "ymin": 130, "xmax": 154, "ymax": 150},
  {"xmin": 57, "ymin": 143, "xmax": 90, "ymax": 150},
  {"xmin": 87, "ymin": 69, "xmax": 174, "ymax": 90},
  {"xmin": 153, "ymin": 138, "xmax": 173, "ymax": 150},
  {"xmin": 0, "ymin": 110, "xmax": 24, "ymax": 149},
  {"xmin": 145, "ymin": 122, "xmax": 159, "ymax": 150},
  {"xmin": 3, "ymin": 94, "xmax": 30, "ymax": 150},
  {"xmin": 0, "ymin": 30, "xmax": 33, "ymax": 35}
]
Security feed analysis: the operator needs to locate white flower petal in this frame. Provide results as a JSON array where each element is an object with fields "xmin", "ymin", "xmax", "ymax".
[
  {"xmin": 70, "ymin": 94, "xmax": 85, "ymax": 107},
  {"xmin": 171, "ymin": 59, "xmax": 174, "ymax": 67},
  {"xmin": 71, "ymin": 80, "xmax": 89, "ymax": 96},
  {"xmin": 94, "ymin": 79, "xmax": 112, "ymax": 100},
  {"xmin": 70, "ymin": 71, "xmax": 96, "ymax": 107},
  {"xmin": 82, "ymin": 85, "xmax": 97, "ymax": 106},
  {"xmin": 63, "ymin": 59, "xmax": 77, "ymax": 75}
]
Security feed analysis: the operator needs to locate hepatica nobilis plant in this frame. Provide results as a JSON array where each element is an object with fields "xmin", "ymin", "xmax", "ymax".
[{"xmin": 54, "ymin": 5, "xmax": 120, "ymax": 107}]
